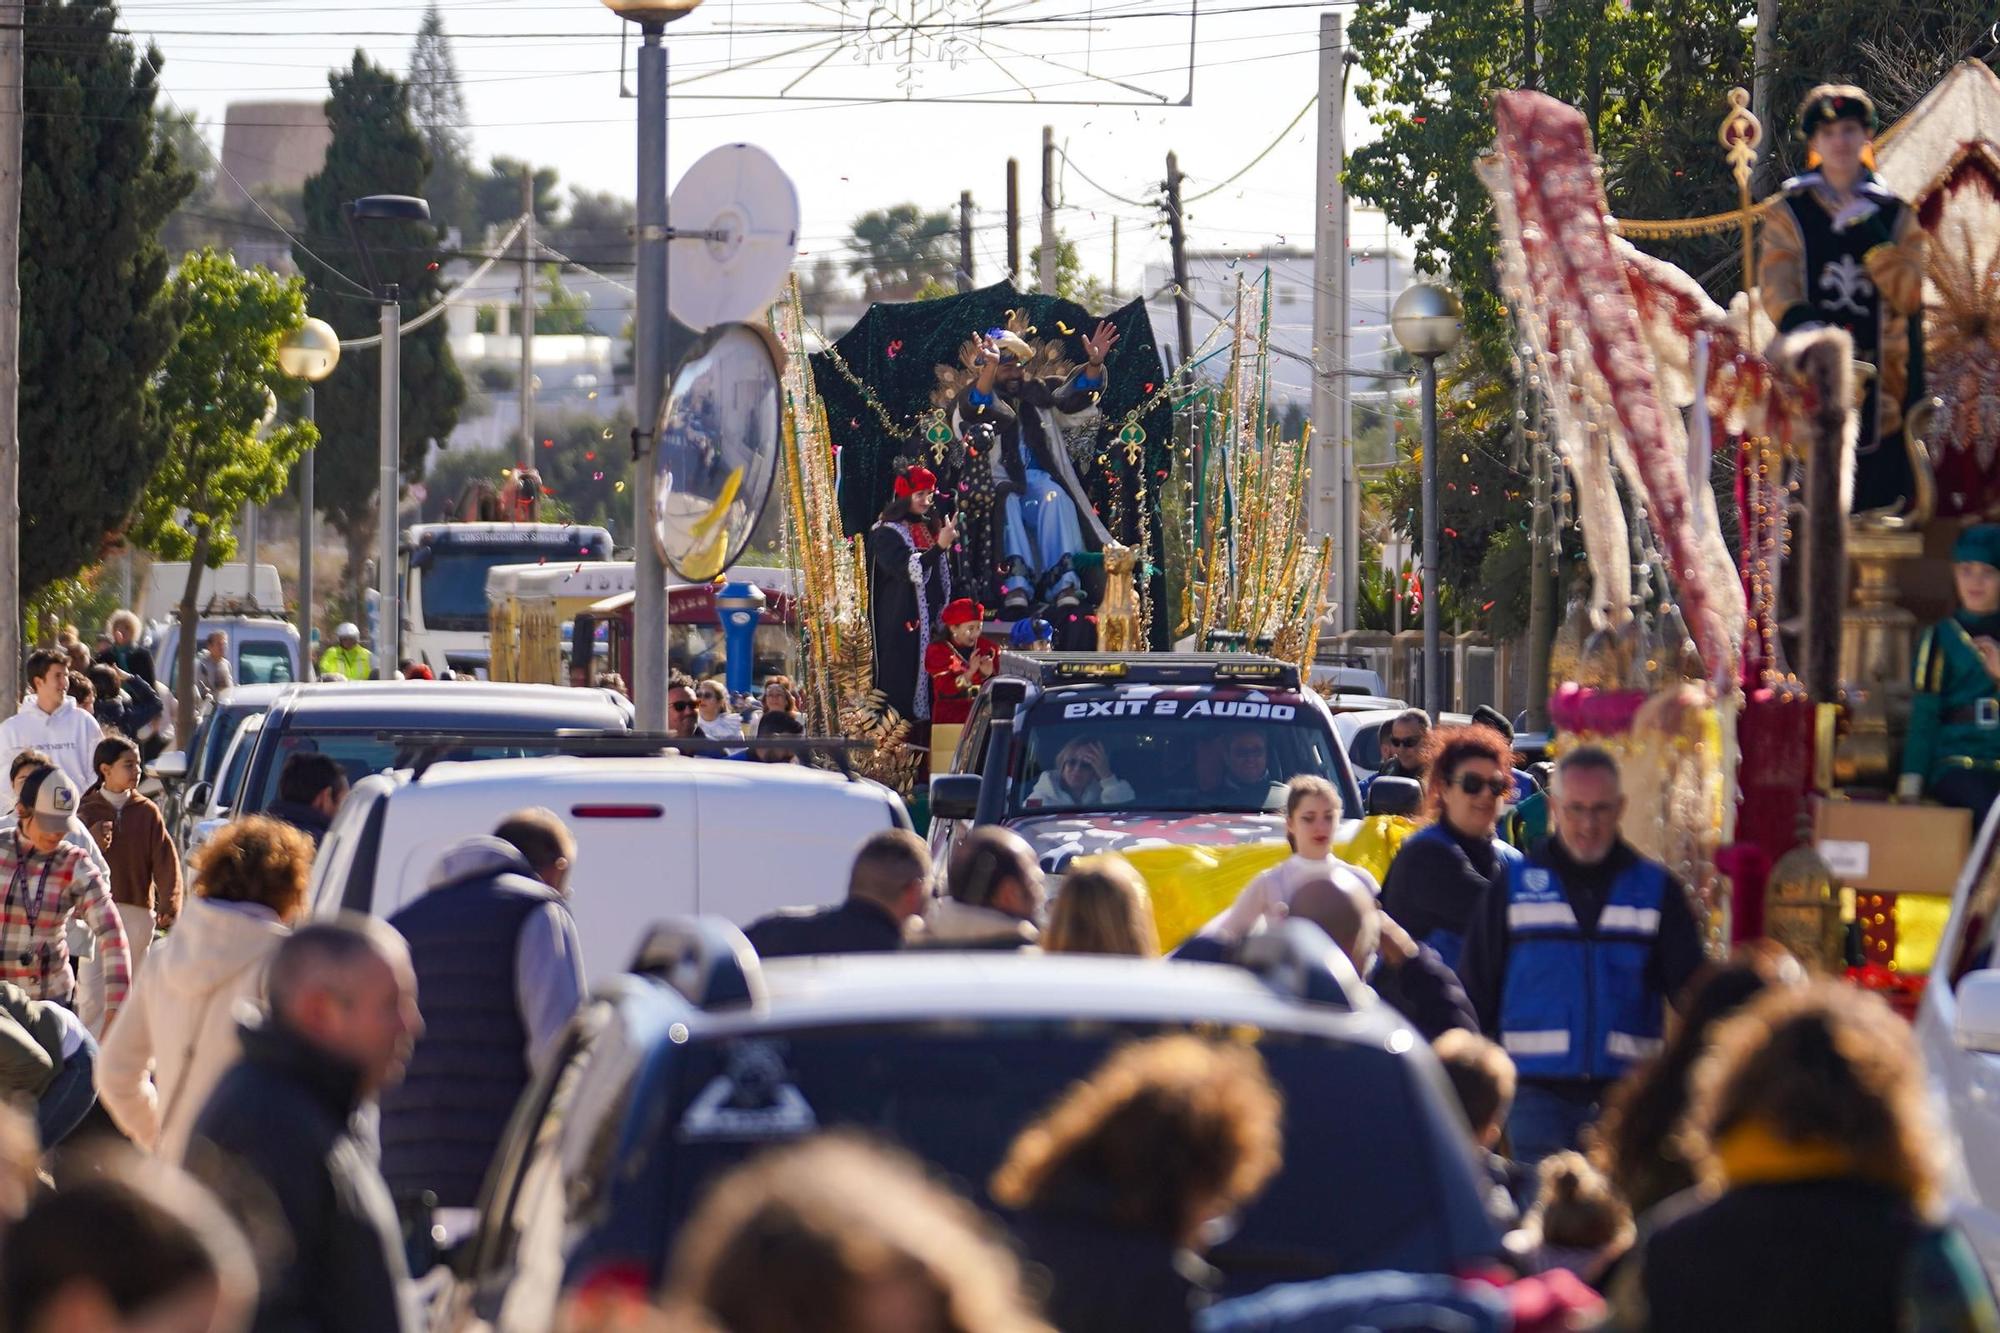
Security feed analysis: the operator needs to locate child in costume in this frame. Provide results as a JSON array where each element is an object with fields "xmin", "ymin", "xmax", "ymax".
[
  {"xmin": 1009, "ymin": 618, "xmax": 1056, "ymax": 652},
  {"xmin": 926, "ymin": 599, "xmax": 998, "ymax": 726},
  {"xmin": 1901, "ymin": 524, "xmax": 2000, "ymax": 820}
]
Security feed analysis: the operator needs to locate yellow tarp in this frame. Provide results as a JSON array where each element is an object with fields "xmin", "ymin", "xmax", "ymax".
[
  {"xmin": 1894, "ymin": 893, "xmax": 1952, "ymax": 975},
  {"xmin": 1126, "ymin": 814, "xmax": 1424, "ymax": 950}
]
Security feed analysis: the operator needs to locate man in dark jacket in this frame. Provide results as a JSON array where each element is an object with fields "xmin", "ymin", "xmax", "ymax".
[
  {"xmin": 186, "ymin": 916, "xmax": 423, "ymax": 1333},
  {"xmin": 264, "ymin": 752, "xmax": 348, "ymax": 847},
  {"xmin": 1458, "ymin": 746, "xmax": 1705, "ymax": 1165},
  {"xmin": 378, "ymin": 823, "xmax": 585, "ymax": 1210},
  {"xmin": 745, "ymin": 829, "xmax": 929, "ymax": 958},
  {"xmin": 1173, "ymin": 877, "xmax": 1476, "ymax": 1039}
]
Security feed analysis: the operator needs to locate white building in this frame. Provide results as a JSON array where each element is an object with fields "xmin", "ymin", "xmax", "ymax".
[{"xmin": 1141, "ymin": 236, "xmax": 1410, "ymax": 415}]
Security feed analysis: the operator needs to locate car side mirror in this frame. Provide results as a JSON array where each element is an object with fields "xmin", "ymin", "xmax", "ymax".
[
  {"xmin": 184, "ymin": 781, "xmax": 213, "ymax": 814},
  {"xmin": 1367, "ymin": 774, "xmax": 1424, "ymax": 818},
  {"xmin": 930, "ymin": 774, "xmax": 982, "ymax": 822},
  {"xmin": 1956, "ymin": 969, "xmax": 2000, "ymax": 1054},
  {"xmin": 149, "ymin": 751, "xmax": 189, "ymax": 784}
]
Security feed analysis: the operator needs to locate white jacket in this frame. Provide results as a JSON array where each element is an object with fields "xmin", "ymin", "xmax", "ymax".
[
  {"xmin": 95, "ymin": 894, "xmax": 289, "ymax": 1160},
  {"xmin": 0, "ymin": 694, "xmax": 104, "ymax": 792}
]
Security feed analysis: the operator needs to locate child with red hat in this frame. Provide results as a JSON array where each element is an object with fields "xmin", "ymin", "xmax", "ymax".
[{"xmin": 926, "ymin": 599, "xmax": 997, "ymax": 725}]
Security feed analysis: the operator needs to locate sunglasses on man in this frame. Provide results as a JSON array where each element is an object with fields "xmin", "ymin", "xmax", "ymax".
[
  {"xmin": 1452, "ymin": 773, "xmax": 1509, "ymax": 798},
  {"xmin": 1384, "ymin": 735, "xmax": 1424, "ymax": 749},
  {"xmin": 671, "ymin": 700, "xmax": 696, "ymax": 713}
]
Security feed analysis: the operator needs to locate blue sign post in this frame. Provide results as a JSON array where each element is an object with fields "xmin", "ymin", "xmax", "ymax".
[{"xmin": 716, "ymin": 582, "xmax": 767, "ymax": 699}]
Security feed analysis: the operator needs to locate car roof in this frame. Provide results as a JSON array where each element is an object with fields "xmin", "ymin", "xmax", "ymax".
[
  {"xmin": 267, "ymin": 681, "xmax": 630, "ymax": 725},
  {"xmin": 681, "ymin": 953, "xmax": 1389, "ymax": 1039},
  {"xmin": 390, "ymin": 753, "xmax": 896, "ymax": 798},
  {"xmin": 210, "ymin": 683, "xmax": 291, "ymax": 707}
]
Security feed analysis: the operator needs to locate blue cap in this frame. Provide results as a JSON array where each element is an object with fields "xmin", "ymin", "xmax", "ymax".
[{"xmin": 1010, "ymin": 618, "xmax": 1055, "ymax": 647}]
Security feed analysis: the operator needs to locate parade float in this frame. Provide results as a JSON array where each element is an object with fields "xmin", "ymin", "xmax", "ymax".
[
  {"xmin": 1485, "ymin": 61, "xmax": 2000, "ymax": 1008},
  {"xmin": 770, "ymin": 264, "xmax": 1338, "ymax": 805}
]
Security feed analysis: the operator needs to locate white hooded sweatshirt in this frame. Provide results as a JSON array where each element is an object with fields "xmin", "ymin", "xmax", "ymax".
[
  {"xmin": 95, "ymin": 894, "xmax": 288, "ymax": 1160},
  {"xmin": 0, "ymin": 693, "xmax": 104, "ymax": 792}
]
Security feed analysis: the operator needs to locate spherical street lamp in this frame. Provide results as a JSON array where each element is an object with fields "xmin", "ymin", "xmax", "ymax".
[
  {"xmin": 278, "ymin": 317, "xmax": 341, "ymax": 383},
  {"xmin": 599, "ymin": 0, "xmax": 704, "ymax": 22},
  {"xmin": 1389, "ymin": 282, "xmax": 1464, "ymax": 360},
  {"xmin": 279, "ymin": 317, "xmax": 341, "ymax": 675},
  {"xmin": 1391, "ymin": 281, "xmax": 1463, "ymax": 721}
]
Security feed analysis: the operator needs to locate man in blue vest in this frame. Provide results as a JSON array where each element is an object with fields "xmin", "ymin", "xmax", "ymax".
[
  {"xmin": 378, "ymin": 809, "xmax": 586, "ymax": 1215},
  {"xmin": 1457, "ymin": 745, "xmax": 1704, "ymax": 1164}
]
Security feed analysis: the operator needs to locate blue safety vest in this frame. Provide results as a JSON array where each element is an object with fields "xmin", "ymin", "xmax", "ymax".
[
  {"xmin": 1497, "ymin": 856, "xmax": 1667, "ymax": 1080},
  {"xmin": 1396, "ymin": 822, "xmax": 1521, "ymax": 975}
]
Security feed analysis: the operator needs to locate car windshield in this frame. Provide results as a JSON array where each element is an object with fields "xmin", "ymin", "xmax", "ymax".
[
  {"xmin": 215, "ymin": 721, "xmax": 262, "ymax": 810},
  {"xmin": 1009, "ymin": 694, "xmax": 1340, "ymax": 814},
  {"xmin": 420, "ymin": 547, "xmax": 602, "ymax": 633},
  {"xmin": 238, "ymin": 640, "xmax": 294, "ymax": 684},
  {"xmin": 246, "ymin": 730, "xmax": 563, "ymax": 812},
  {"xmin": 197, "ymin": 705, "xmax": 257, "ymax": 784},
  {"xmin": 655, "ymin": 1021, "xmax": 1484, "ymax": 1288}
]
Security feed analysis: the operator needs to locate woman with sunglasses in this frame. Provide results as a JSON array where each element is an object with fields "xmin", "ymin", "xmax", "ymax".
[
  {"xmin": 692, "ymin": 678, "xmax": 745, "ymax": 745},
  {"xmin": 1380, "ymin": 726, "xmax": 1522, "ymax": 974}
]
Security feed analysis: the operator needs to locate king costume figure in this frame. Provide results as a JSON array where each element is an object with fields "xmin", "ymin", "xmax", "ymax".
[
  {"xmin": 953, "ymin": 322, "xmax": 1121, "ymax": 617},
  {"xmin": 1760, "ymin": 84, "xmax": 1929, "ymax": 514},
  {"xmin": 868, "ymin": 462, "xmax": 955, "ymax": 723},
  {"xmin": 1901, "ymin": 524, "xmax": 2000, "ymax": 822}
]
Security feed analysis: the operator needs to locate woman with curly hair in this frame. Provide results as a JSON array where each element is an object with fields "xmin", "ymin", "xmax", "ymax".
[
  {"xmin": 95, "ymin": 816, "xmax": 314, "ymax": 1160},
  {"xmin": 990, "ymin": 1035, "xmax": 1284, "ymax": 1332},
  {"xmin": 661, "ymin": 1134, "xmax": 1053, "ymax": 1333},
  {"xmin": 1379, "ymin": 725, "xmax": 1523, "ymax": 971},
  {"xmin": 1616, "ymin": 981, "xmax": 2000, "ymax": 1330}
]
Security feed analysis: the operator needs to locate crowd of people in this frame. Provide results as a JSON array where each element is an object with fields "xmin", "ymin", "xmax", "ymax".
[{"xmin": 0, "ymin": 610, "xmax": 1995, "ymax": 1332}]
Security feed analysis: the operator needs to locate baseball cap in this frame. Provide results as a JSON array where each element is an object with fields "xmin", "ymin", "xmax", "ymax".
[{"xmin": 17, "ymin": 766, "xmax": 77, "ymax": 833}]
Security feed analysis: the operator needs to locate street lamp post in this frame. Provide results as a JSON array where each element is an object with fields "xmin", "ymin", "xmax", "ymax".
[
  {"xmin": 1390, "ymin": 282, "xmax": 1463, "ymax": 721},
  {"xmin": 344, "ymin": 194, "xmax": 431, "ymax": 679},
  {"xmin": 601, "ymin": 0, "xmax": 704, "ymax": 732},
  {"xmin": 277, "ymin": 318, "xmax": 340, "ymax": 677}
]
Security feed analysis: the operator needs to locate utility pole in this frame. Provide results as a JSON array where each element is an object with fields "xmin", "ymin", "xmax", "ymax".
[
  {"xmin": 1752, "ymin": 0, "xmax": 1777, "ymax": 190},
  {"xmin": 1522, "ymin": 0, "xmax": 1537, "ymax": 91},
  {"xmin": 1006, "ymin": 157, "xmax": 1021, "ymax": 287},
  {"xmin": 1520, "ymin": 0, "xmax": 1554, "ymax": 726},
  {"xmin": 1039, "ymin": 125, "xmax": 1057, "ymax": 294},
  {"xmin": 1310, "ymin": 12, "xmax": 1349, "ymax": 623},
  {"xmin": 958, "ymin": 190, "xmax": 974, "ymax": 293},
  {"xmin": 1110, "ymin": 217, "xmax": 1120, "ymax": 300},
  {"xmin": 0, "ymin": 0, "xmax": 21, "ymax": 705},
  {"xmin": 519, "ymin": 169, "xmax": 537, "ymax": 457},
  {"xmin": 1164, "ymin": 151, "xmax": 1193, "ymax": 382}
]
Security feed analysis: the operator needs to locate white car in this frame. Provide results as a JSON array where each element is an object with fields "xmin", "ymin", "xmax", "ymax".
[
  {"xmin": 1913, "ymin": 803, "xmax": 2000, "ymax": 1284},
  {"xmin": 308, "ymin": 754, "xmax": 913, "ymax": 977},
  {"xmin": 180, "ymin": 711, "xmax": 264, "ymax": 883}
]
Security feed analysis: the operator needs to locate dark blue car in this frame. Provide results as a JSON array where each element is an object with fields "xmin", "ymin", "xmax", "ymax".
[{"xmin": 437, "ymin": 922, "xmax": 1500, "ymax": 1331}]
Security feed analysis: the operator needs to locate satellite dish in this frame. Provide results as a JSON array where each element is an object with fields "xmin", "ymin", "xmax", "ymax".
[
  {"xmin": 668, "ymin": 145, "xmax": 800, "ymax": 332},
  {"xmin": 653, "ymin": 323, "xmax": 787, "ymax": 582}
]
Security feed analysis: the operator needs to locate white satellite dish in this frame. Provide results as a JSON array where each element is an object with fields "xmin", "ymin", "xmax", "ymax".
[{"xmin": 668, "ymin": 144, "xmax": 800, "ymax": 332}]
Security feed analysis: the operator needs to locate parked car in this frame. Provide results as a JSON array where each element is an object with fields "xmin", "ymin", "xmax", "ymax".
[
  {"xmin": 309, "ymin": 753, "xmax": 911, "ymax": 976},
  {"xmin": 230, "ymin": 681, "xmax": 634, "ymax": 822},
  {"xmin": 1332, "ymin": 707, "xmax": 1474, "ymax": 780},
  {"xmin": 434, "ymin": 920, "xmax": 1499, "ymax": 1332},
  {"xmin": 1911, "ymin": 802, "xmax": 2000, "ymax": 1284},
  {"xmin": 149, "ymin": 684, "xmax": 287, "ymax": 849},
  {"xmin": 179, "ymin": 712, "xmax": 265, "ymax": 883},
  {"xmin": 928, "ymin": 653, "xmax": 1364, "ymax": 881},
  {"xmin": 147, "ymin": 615, "xmax": 301, "ymax": 694}
]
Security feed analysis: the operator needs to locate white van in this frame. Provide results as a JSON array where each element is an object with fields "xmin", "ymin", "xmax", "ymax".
[{"xmin": 308, "ymin": 755, "xmax": 911, "ymax": 977}]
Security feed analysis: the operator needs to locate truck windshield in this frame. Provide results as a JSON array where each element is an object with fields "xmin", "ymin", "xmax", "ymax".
[
  {"xmin": 1009, "ymin": 693, "xmax": 1341, "ymax": 815},
  {"xmin": 419, "ymin": 546, "xmax": 592, "ymax": 632}
]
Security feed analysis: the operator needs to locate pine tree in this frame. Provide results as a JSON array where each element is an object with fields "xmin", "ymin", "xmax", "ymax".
[
  {"xmin": 408, "ymin": 3, "xmax": 473, "ymax": 241},
  {"xmin": 19, "ymin": 0, "xmax": 195, "ymax": 595},
  {"xmin": 296, "ymin": 53, "xmax": 466, "ymax": 612}
]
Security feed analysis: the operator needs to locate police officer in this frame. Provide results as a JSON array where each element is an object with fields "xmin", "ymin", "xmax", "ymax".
[
  {"xmin": 1901, "ymin": 524, "xmax": 2000, "ymax": 821},
  {"xmin": 1457, "ymin": 746, "xmax": 1705, "ymax": 1164},
  {"xmin": 317, "ymin": 623, "xmax": 374, "ymax": 682}
]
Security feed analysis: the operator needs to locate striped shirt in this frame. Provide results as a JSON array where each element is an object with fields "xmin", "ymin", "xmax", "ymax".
[{"xmin": 0, "ymin": 832, "xmax": 129, "ymax": 1024}]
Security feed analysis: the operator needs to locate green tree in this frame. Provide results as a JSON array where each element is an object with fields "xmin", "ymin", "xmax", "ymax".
[
  {"xmin": 534, "ymin": 264, "xmax": 591, "ymax": 336},
  {"xmin": 1028, "ymin": 231, "xmax": 1111, "ymax": 308},
  {"xmin": 474, "ymin": 156, "xmax": 561, "ymax": 241},
  {"xmin": 845, "ymin": 205, "xmax": 954, "ymax": 300},
  {"xmin": 408, "ymin": 3, "xmax": 475, "ymax": 241},
  {"xmin": 546, "ymin": 187, "xmax": 634, "ymax": 269},
  {"xmin": 20, "ymin": 0, "xmax": 195, "ymax": 596},
  {"xmin": 131, "ymin": 251, "xmax": 315, "ymax": 739},
  {"xmin": 296, "ymin": 53, "xmax": 466, "ymax": 614}
]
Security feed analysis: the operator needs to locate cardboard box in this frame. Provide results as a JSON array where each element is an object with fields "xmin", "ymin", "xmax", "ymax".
[{"xmin": 1814, "ymin": 799, "xmax": 1972, "ymax": 897}]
